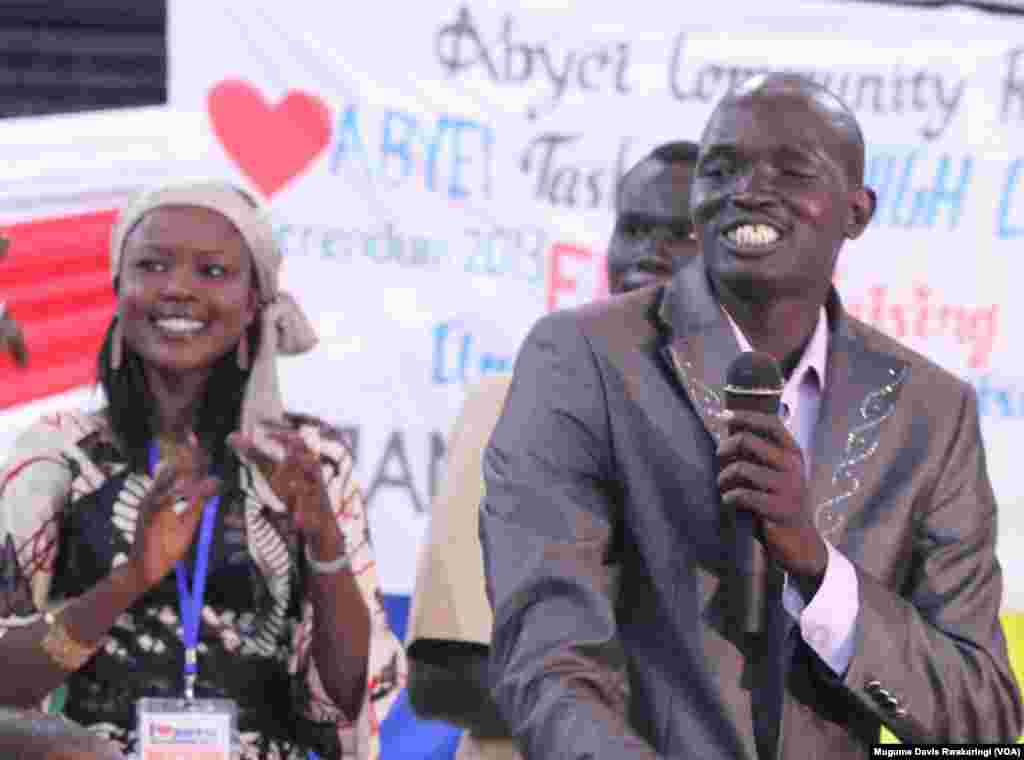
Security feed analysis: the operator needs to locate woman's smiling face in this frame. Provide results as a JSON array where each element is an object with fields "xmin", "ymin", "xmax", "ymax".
[{"xmin": 117, "ymin": 205, "xmax": 258, "ymax": 376}]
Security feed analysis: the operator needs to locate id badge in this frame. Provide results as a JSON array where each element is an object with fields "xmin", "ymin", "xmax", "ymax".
[{"xmin": 137, "ymin": 697, "xmax": 238, "ymax": 760}]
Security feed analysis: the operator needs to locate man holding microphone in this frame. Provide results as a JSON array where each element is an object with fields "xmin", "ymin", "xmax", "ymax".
[
  {"xmin": 405, "ymin": 141, "xmax": 701, "ymax": 760},
  {"xmin": 479, "ymin": 74, "xmax": 1022, "ymax": 758}
]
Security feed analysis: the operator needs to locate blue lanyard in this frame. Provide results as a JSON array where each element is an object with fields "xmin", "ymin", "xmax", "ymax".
[{"xmin": 147, "ymin": 441, "xmax": 220, "ymax": 701}]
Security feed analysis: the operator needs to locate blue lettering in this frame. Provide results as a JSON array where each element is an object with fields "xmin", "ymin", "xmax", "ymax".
[
  {"xmin": 421, "ymin": 120, "xmax": 444, "ymax": 196},
  {"xmin": 915, "ymin": 155, "xmax": 971, "ymax": 229},
  {"xmin": 321, "ymin": 230, "xmax": 344, "ymax": 260},
  {"xmin": 458, "ymin": 333, "xmax": 472, "ymax": 381},
  {"xmin": 479, "ymin": 353, "xmax": 511, "ymax": 375},
  {"xmin": 412, "ymin": 237, "xmax": 438, "ymax": 264},
  {"xmin": 379, "ymin": 110, "xmax": 420, "ymax": 186},
  {"xmin": 997, "ymin": 388, "xmax": 1015, "ymax": 417},
  {"xmin": 975, "ymin": 374, "xmax": 995, "ymax": 416},
  {"xmin": 432, "ymin": 321, "xmax": 471, "ymax": 384},
  {"xmin": 330, "ymin": 103, "xmax": 494, "ymax": 201},
  {"xmin": 365, "ymin": 234, "xmax": 381, "ymax": 261},
  {"xmin": 971, "ymin": 375, "xmax": 1023, "ymax": 418},
  {"xmin": 431, "ymin": 322, "xmax": 452, "ymax": 384},
  {"xmin": 868, "ymin": 149, "xmax": 918, "ymax": 227},
  {"xmin": 328, "ymin": 105, "xmax": 372, "ymax": 177},
  {"xmin": 867, "ymin": 148, "xmax": 971, "ymax": 230},
  {"xmin": 275, "ymin": 224, "xmax": 294, "ymax": 255},
  {"xmin": 431, "ymin": 322, "xmax": 513, "ymax": 385},
  {"xmin": 433, "ymin": 116, "xmax": 493, "ymax": 200},
  {"xmin": 423, "ymin": 117, "xmax": 482, "ymax": 199},
  {"xmin": 998, "ymin": 158, "xmax": 1024, "ymax": 239}
]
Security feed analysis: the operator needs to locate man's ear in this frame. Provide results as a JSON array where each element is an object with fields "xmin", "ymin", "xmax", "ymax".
[{"xmin": 846, "ymin": 186, "xmax": 876, "ymax": 239}]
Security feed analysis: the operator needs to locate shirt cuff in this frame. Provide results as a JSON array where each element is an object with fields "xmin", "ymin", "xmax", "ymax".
[{"xmin": 782, "ymin": 541, "xmax": 859, "ymax": 675}]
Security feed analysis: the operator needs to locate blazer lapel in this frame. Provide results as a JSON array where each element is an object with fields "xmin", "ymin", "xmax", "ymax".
[
  {"xmin": 805, "ymin": 296, "xmax": 910, "ymax": 547},
  {"xmin": 656, "ymin": 261, "xmax": 773, "ymax": 641},
  {"xmin": 656, "ymin": 258, "xmax": 742, "ymax": 446}
]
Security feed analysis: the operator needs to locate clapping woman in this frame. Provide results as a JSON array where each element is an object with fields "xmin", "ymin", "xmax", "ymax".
[{"xmin": 0, "ymin": 181, "xmax": 405, "ymax": 759}]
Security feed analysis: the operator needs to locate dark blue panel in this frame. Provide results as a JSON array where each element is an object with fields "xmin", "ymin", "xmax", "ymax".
[{"xmin": 379, "ymin": 593, "xmax": 463, "ymax": 759}]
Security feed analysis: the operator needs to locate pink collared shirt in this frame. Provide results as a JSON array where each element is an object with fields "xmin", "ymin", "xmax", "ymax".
[{"xmin": 722, "ymin": 306, "xmax": 859, "ymax": 675}]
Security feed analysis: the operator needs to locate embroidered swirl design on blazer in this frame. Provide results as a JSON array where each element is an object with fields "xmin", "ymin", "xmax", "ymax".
[
  {"xmin": 667, "ymin": 346, "xmax": 727, "ymax": 443},
  {"xmin": 816, "ymin": 365, "xmax": 908, "ymax": 537}
]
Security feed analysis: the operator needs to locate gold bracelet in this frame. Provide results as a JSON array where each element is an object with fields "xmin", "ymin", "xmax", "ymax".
[{"xmin": 40, "ymin": 612, "xmax": 97, "ymax": 672}]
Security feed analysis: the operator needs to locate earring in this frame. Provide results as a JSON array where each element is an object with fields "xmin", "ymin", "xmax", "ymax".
[
  {"xmin": 237, "ymin": 333, "xmax": 249, "ymax": 370},
  {"xmin": 110, "ymin": 317, "xmax": 124, "ymax": 370}
]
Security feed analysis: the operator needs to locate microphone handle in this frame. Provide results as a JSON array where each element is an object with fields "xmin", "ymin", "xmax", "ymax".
[{"xmin": 721, "ymin": 389, "xmax": 783, "ymax": 634}]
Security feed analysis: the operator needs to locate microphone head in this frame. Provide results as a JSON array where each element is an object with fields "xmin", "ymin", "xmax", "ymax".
[{"xmin": 724, "ymin": 351, "xmax": 783, "ymax": 415}]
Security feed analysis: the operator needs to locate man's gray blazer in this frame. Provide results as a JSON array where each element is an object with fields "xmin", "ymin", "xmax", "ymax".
[{"xmin": 479, "ymin": 258, "xmax": 1022, "ymax": 759}]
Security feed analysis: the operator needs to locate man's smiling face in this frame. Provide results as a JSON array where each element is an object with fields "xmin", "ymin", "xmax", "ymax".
[{"xmin": 691, "ymin": 81, "xmax": 874, "ymax": 306}]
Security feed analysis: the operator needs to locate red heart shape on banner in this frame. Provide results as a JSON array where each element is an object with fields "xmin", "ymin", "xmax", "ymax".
[{"xmin": 207, "ymin": 79, "xmax": 332, "ymax": 198}]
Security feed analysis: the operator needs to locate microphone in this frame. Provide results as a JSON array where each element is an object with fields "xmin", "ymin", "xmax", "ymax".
[
  {"xmin": 724, "ymin": 351, "xmax": 784, "ymax": 416},
  {"xmin": 721, "ymin": 351, "xmax": 784, "ymax": 634}
]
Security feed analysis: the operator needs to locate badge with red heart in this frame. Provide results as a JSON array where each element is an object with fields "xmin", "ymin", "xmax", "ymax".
[{"xmin": 207, "ymin": 79, "xmax": 333, "ymax": 198}]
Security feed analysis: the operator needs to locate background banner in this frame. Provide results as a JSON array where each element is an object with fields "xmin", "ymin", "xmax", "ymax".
[
  {"xmin": 2, "ymin": 0, "xmax": 1024, "ymax": 749},
  {"xmin": 163, "ymin": 0, "xmax": 1024, "ymax": 603}
]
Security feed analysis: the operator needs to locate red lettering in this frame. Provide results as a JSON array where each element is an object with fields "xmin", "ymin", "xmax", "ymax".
[
  {"xmin": 546, "ymin": 242, "xmax": 593, "ymax": 311},
  {"xmin": 939, "ymin": 304, "xmax": 961, "ymax": 334},
  {"xmin": 965, "ymin": 305, "xmax": 1000, "ymax": 370},
  {"xmin": 913, "ymin": 284, "xmax": 932, "ymax": 338},
  {"xmin": 595, "ymin": 253, "xmax": 610, "ymax": 299},
  {"xmin": 888, "ymin": 303, "xmax": 906, "ymax": 338},
  {"xmin": 836, "ymin": 280, "xmax": 999, "ymax": 371},
  {"xmin": 867, "ymin": 285, "xmax": 886, "ymax": 327}
]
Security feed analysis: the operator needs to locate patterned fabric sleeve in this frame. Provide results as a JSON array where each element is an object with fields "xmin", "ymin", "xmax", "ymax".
[
  {"xmin": 290, "ymin": 419, "xmax": 407, "ymax": 760},
  {"xmin": 0, "ymin": 414, "xmax": 90, "ymax": 633}
]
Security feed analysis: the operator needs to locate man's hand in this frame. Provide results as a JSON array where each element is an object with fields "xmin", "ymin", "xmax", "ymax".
[{"xmin": 716, "ymin": 409, "xmax": 827, "ymax": 597}]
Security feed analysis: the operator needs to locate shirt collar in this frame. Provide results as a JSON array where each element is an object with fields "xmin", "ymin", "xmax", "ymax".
[{"xmin": 721, "ymin": 305, "xmax": 829, "ymax": 391}]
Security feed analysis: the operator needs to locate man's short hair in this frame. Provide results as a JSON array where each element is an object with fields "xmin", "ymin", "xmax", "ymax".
[
  {"xmin": 648, "ymin": 141, "xmax": 700, "ymax": 166},
  {"xmin": 716, "ymin": 74, "xmax": 866, "ymax": 185},
  {"xmin": 616, "ymin": 141, "xmax": 700, "ymax": 208}
]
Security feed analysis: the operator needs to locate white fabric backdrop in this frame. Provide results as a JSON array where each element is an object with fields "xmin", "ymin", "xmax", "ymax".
[{"xmin": 3, "ymin": 0, "xmax": 1024, "ymax": 610}]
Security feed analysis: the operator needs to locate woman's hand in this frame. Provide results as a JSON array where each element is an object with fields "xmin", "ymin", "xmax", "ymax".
[
  {"xmin": 228, "ymin": 421, "xmax": 342, "ymax": 554},
  {"xmin": 127, "ymin": 433, "xmax": 220, "ymax": 589}
]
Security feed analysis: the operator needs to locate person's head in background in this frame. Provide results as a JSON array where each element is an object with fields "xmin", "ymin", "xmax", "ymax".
[
  {"xmin": 606, "ymin": 141, "xmax": 700, "ymax": 294},
  {"xmin": 0, "ymin": 233, "xmax": 28, "ymax": 367}
]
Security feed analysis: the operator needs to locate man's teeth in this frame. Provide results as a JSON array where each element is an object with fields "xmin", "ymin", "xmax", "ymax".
[
  {"xmin": 727, "ymin": 224, "xmax": 780, "ymax": 247},
  {"xmin": 155, "ymin": 318, "xmax": 205, "ymax": 334}
]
